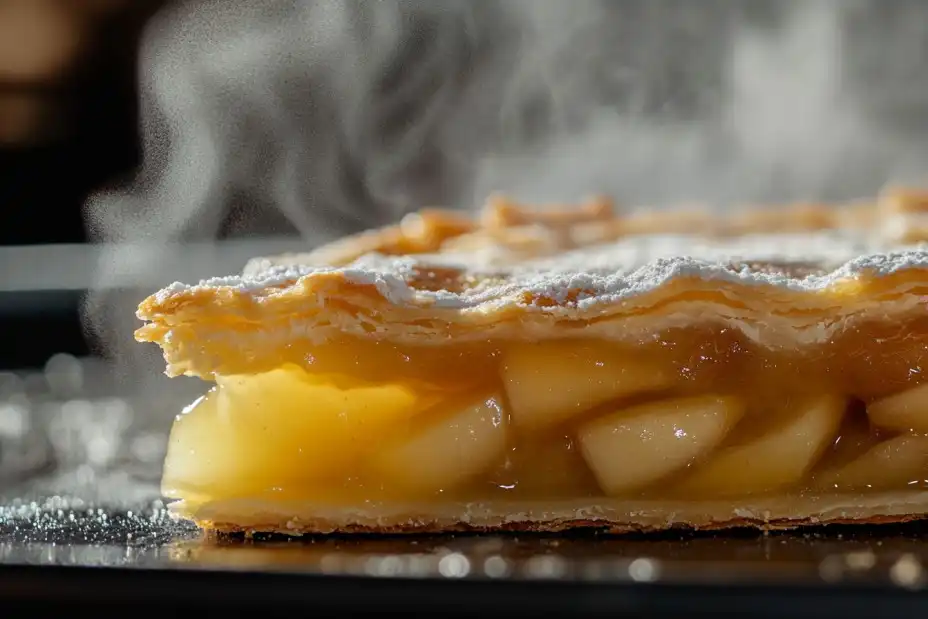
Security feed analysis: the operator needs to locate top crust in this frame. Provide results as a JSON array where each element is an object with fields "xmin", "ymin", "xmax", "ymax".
[{"xmin": 136, "ymin": 190, "xmax": 928, "ymax": 378}]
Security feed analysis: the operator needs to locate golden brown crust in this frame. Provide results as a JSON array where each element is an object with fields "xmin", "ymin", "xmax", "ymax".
[
  {"xmin": 135, "ymin": 187, "xmax": 928, "ymax": 378},
  {"xmin": 136, "ymin": 265, "xmax": 928, "ymax": 378},
  {"xmin": 198, "ymin": 516, "xmax": 928, "ymax": 536},
  {"xmin": 173, "ymin": 492, "xmax": 928, "ymax": 536},
  {"xmin": 291, "ymin": 188, "xmax": 924, "ymax": 263},
  {"xmin": 301, "ymin": 208, "xmax": 478, "ymax": 267},
  {"xmin": 246, "ymin": 194, "xmax": 883, "ymax": 270}
]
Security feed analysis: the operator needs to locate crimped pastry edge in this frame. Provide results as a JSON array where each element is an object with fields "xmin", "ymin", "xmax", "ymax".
[{"xmin": 170, "ymin": 492, "xmax": 928, "ymax": 535}]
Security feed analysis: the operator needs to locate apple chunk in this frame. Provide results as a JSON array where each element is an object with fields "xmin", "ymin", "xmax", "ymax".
[
  {"xmin": 369, "ymin": 394, "xmax": 508, "ymax": 495},
  {"xmin": 161, "ymin": 366, "xmax": 421, "ymax": 499},
  {"xmin": 577, "ymin": 395, "xmax": 745, "ymax": 496},
  {"xmin": 812, "ymin": 434, "xmax": 928, "ymax": 492},
  {"xmin": 676, "ymin": 393, "xmax": 845, "ymax": 497},
  {"xmin": 868, "ymin": 383, "xmax": 928, "ymax": 434},
  {"xmin": 501, "ymin": 341, "xmax": 674, "ymax": 431}
]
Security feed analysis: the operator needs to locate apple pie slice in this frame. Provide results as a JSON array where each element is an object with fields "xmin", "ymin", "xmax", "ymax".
[{"xmin": 137, "ymin": 189, "xmax": 928, "ymax": 535}]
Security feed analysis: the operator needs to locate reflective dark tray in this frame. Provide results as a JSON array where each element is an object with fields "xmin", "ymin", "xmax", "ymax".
[
  {"xmin": 2, "ymin": 360, "xmax": 928, "ymax": 616},
  {"xmin": 4, "ymin": 494, "xmax": 928, "ymax": 617}
]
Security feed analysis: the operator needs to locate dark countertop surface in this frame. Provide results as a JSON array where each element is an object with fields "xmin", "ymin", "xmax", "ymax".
[{"xmin": 4, "ymin": 482, "xmax": 928, "ymax": 617}]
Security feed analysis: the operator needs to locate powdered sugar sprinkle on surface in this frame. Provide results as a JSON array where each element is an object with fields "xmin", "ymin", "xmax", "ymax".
[{"xmin": 155, "ymin": 233, "xmax": 928, "ymax": 310}]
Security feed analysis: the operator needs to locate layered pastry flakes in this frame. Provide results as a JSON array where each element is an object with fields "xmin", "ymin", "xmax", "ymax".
[{"xmin": 138, "ymin": 189, "xmax": 928, "ymax": 534}]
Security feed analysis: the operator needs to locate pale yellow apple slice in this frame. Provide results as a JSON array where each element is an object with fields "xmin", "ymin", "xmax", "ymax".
[
  {"xmin": 161, "ymin": 365, "xmax": 421, "ymax": 499},
  {"xmin": 501, "ymin": 341, "xmax": 673, "ymax": 431},
  {"xmin": 868, "ymin": 383, "xmax": 928, "ymax": 434},
  {"xmin": 161, "ymin": 388, "xmax": 225, "ymax": 502},
  {"xmin": 812, "ymin": 434, "xmax": 928, "ymax": 492},
  {"xmin": 577, "ymin": 395, "xmax": 746, "ymax": 496},
  {"xmin": 369, "ymin": 393, "xmax": 508, "ymax": 495},
  {"xmin": 676, "ymin": 393, "xmax": 845, "ymax": 497}
]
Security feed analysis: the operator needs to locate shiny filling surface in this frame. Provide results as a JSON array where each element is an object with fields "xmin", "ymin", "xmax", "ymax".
[{"xmin": 162, "ymin": 324, "xmax": 928, "ymax": 509}]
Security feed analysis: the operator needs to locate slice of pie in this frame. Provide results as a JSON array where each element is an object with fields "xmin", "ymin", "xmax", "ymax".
[{"xmin": 137, "ymin": 189, "xmax": 928, "ymax": 535}]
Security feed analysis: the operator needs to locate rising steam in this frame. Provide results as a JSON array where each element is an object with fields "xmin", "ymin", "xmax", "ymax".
[{"xmin": 83, "ymin": 0, "xmax": 928, "ymax": 382}]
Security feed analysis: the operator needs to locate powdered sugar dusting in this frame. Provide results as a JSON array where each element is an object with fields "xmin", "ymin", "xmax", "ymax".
[{"xmin": 154, "ymin": 232, "xmax": 928, "ymax": 310}]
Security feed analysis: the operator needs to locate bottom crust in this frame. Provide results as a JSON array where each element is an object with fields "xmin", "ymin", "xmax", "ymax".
[{"xmin": 171, "ymin": 491, "xmax": 928, "ymax": 535}]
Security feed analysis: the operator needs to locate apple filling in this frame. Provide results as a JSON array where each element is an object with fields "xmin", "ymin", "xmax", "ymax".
[{"xmin": 162, "ymin": 323, "xmax": 928, "ymax": 512}]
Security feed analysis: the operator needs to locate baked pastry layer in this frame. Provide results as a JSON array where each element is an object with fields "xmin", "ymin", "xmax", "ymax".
[
  {"xmin": 138, "ymin": 189, "xmax": 928, "ymax": 534},
  {"xmin": 175, "ymin": 492, "xmax": 928, "ymax": 535},
  {"xmin": 138, "ymin": 190, "xmax": 928, "ymax": 379}
]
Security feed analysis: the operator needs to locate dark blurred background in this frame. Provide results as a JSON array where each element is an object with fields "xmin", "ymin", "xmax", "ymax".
[
  {"xmin": 8, "ymin": 0, "xmax": 928, "ymax": 373},
  {"xmin": 0, "ymin": 0, "xmax": 166, "ymax": 369}
]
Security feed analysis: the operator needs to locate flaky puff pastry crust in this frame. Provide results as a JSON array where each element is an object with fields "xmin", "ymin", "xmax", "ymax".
[{"xmin": 138, "ymin": 189, "xmax": 928, "ymax": 379}]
